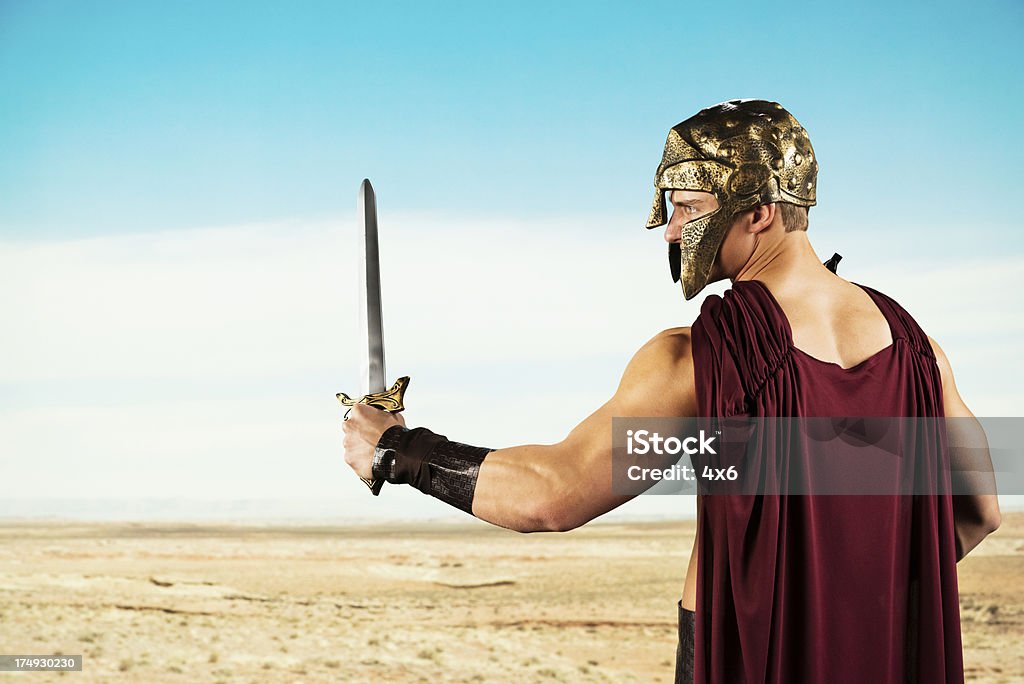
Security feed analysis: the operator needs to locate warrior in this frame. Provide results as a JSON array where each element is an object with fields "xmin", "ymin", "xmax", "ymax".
[{"xmin": 342, "ymin": 99, "xmax": 1001, "ymax": 683}]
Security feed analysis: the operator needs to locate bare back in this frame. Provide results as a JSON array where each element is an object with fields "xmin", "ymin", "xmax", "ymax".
[{"xmin": 760, "ymin": 274, "xmax": 895, "ymax": 370}]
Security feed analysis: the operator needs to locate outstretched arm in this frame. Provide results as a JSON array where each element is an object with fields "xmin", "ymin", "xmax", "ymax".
[
  {"xmin": 473, "ymin": 328, "xmax": 697, "ymax": 532},
  {"xmin": 928, "ymin": 335, "xmax": 1002, "ymax": 561},
  {"xmin": 343, "ymin": 328, "xmax": 697, "ymax": 533}
]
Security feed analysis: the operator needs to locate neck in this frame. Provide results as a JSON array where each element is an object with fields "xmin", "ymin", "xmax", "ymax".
[{"xmin": 732, "ymin": 230, "xmax": 828, "ymax": 295}]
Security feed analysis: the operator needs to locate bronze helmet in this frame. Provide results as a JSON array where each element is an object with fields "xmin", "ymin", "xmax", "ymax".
[{"xmin": 647, "ymin": 100, "xmax": 817, "ymax": 300}]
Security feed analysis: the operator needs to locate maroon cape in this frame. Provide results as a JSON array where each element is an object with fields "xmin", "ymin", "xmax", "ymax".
[{"xmin": 690, "ymin": 280, "xmax": 963, "ymax": 683}]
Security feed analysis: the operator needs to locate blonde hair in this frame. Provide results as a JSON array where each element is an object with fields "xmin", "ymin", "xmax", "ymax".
[{"xmin": 779, "ymin": 202, "xmax": 809, "ymax": 232}]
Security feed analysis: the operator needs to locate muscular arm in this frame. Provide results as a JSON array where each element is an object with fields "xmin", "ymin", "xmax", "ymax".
[
  {"xmin": 471, "ymin": 328, "xmax": 698, "ymax": 533},
  {"xmin": 928, "ymin": 336, "xmax": 1002, "ymax": 561}
]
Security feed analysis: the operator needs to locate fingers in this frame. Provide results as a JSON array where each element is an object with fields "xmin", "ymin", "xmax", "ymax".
[
  {"xmin": 342, "ymin": 433, "xmax": 357, "ymax": 464},
  {"xmin": 341, "ymin": 403, "xmax": 375, "ymax": 432},
  {"xmin": 349, "ymin": 403, "xmax": 382, "ymax": 418},
  {"xmin": 341, "ymin": 404, "xmax": 404, "ymax": 481},
  {"xmin": 342, "ymin": 403, "xmax": 405, "ymax": 444},
  {"xmin": 348, "ymin": 403, "xmax": 403, "ymax": 425}
]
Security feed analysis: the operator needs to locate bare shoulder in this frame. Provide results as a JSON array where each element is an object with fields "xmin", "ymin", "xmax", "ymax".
[
  {"xmin": 926, "ymin": 334, "xmax": 975, "ymax": 417},
  {"xmin": 652, "ymin": 325, "xmax": 693, "ymax": 346},
  {"xmin": 614, "ymin": 327, "xmax": 696, "ymax": 416},
  {"xmin": 634, "ymin": 326, "xmax": 693, "ymax": 369},
  {"xmin": 926, "ymin": 334, "xmax": 953, "ymax": 382}
]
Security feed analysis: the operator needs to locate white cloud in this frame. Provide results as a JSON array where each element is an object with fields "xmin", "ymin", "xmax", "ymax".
[
  {"xmin": 0, "ymin": 213, "xmax": 693, "ymax": 386},
  {"xmin": 1, "ymin": 220, "xmax": 349, "ymax": 383},
  {"xmin": 1, "ymin": 217, "xmax": 1021, "ymax": 512}
]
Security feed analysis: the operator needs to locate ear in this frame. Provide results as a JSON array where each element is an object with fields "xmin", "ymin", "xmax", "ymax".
[{"xmin": 749, "ymin": 203, "xmax": 777, "ymax": 234}]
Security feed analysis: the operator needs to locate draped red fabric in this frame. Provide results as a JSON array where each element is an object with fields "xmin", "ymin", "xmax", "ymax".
[{"xmin": 690, "ymin": 279, "xmax": 963, "ymax": 683}]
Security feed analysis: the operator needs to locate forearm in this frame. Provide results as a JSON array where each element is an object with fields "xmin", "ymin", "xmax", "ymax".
[
  {"xmin": 474, "ymin": 439, "xmax": 638, "ymax": 532},
  {"xmin": 374, "ymin": 425, "xmax": 617, "ymax": 533},
  {"xmin": 373, "ymin": 426, "xmax": 579, "ymax": 533},
  {"xmin": 471, "ymin": 445, "xmax": 575, "ymax": 533}
]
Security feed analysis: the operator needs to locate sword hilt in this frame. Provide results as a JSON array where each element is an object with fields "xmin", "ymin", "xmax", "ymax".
[{"xmin": 338, "ymin": 376, "xmax": 411, "ymax": 496}]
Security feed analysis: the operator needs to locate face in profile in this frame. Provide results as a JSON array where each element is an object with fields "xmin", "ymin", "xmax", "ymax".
[
  {"xmin": 664, "ymin": 189, "xmax": 779, "ymax": 286},
  {"xmin": 664, "ymin": 189, "xmax": 730, "ymax": 285}
]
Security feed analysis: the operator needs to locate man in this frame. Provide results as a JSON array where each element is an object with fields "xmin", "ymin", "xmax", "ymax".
[{"xmin": 342, "ymin": 100, "xmax": 1001, "ymax": 683}]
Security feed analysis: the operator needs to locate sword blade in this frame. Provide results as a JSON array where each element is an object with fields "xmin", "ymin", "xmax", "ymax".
[{"xmin": 357, "ymin": 179, "xmax": 387, "ymax": 397}]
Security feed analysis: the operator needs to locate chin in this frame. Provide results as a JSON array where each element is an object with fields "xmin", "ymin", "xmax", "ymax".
[{"xmin": 706, "ymin": 266, "xmax": 728, "ymax": 285}]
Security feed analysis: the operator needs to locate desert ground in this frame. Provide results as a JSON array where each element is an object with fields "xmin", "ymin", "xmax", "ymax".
[{"xmin": 0, "ymin": 513, "xmax": 1020, "ymax": 683}]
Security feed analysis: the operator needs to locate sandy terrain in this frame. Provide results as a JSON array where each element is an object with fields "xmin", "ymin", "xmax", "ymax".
[{"xmin": 0, "ymin": 513, "xmax": 1020, "ymax": 683}]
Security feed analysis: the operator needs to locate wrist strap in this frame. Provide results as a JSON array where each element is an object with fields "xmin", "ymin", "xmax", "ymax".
[{"xmin": 373, "ymin": 424, "xmax": 493, "ymax": 515}]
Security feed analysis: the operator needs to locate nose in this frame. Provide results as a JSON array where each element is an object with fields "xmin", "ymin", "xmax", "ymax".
[{"xmin": 664, "ymin": 211, "xmax": 682, "ymax": 244}]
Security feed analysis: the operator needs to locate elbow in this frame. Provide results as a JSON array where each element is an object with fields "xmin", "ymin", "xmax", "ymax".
[
  {"xmin": 539, "ymin": 508, "xmax": 582, "ymax": 533},
  {"xmin": 955, "ymin": 495, "xmax": 1002, "ymax": 538},
  {"xmin": 981, "ymin": 499, "xmax": 1002, "ymax": 535},
  {"xmin": 533, "ymin": 478, "xmax": 592, "ymax": 532},
  {"xmin": 519, "ymin": 498, "xmax": 582, "ymax": 534},
  {"xmin": 985, "ymin": 509, "xmax": 1001, "ymax": 535},
  {"xmin": 508, "ymin": 462, "xmax": 586, "ymax": 533}
]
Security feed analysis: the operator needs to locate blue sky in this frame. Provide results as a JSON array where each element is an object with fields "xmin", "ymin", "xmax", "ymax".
[
  {"xmin": 2, "ymin": 0, "xmax": 1022, "ymax": 243},
  {"xmin": 1, "ymin": 1, "xmax": 1021, "ymax": 519}
]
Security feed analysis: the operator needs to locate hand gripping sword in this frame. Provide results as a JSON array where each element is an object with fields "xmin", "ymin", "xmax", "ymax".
[{"xmin": 336, "ymin": 179, "xmax": 410, "ymax": 496}]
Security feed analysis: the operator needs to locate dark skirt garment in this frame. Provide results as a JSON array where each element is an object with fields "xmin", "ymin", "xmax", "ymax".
[
  {"xmin": 676, "ymin": 601, "xmax": 695, "ymax": 684},
  {"xmin": 688, "ymin": 280, "xmax": 963, "ymax": 683}
]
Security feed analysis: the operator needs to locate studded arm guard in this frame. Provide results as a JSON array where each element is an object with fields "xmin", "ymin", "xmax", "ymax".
[{"xmin": 371, "ymin": 425, "xmax": 494, "ymax": 516}]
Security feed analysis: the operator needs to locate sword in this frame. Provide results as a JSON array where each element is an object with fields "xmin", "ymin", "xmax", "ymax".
[{"xmin": 336, "ymin": 179, "xmax": 410, "ymax": 496}]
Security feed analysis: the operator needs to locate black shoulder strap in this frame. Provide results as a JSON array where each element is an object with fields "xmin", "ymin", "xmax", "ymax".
[{"xmin": 824, "ymin": 252, "xmax": 842, "ymax": 274}]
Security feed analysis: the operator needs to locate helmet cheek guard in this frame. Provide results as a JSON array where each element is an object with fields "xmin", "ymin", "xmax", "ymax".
[{"xmin": 675, "ymin": 207, "xmax": 732, "ymax": 300}]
